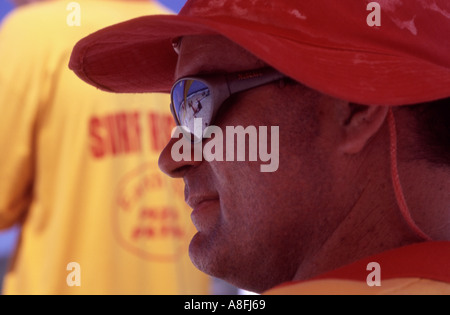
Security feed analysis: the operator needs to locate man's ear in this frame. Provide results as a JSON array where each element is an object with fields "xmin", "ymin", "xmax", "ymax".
[{"xmin": 339, "ymin": 103, "xmax": 389, "ymax": 154}]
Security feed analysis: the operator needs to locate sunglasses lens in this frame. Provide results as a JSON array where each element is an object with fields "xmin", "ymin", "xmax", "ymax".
[{"xmin": 172, "ymin": 79, "xmax": 214, "ymax": 141}]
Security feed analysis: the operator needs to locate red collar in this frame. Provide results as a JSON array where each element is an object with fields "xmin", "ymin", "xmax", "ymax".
[{"xmin": 314, "ymin": 241, "xmax": 450, "ymax": 283}]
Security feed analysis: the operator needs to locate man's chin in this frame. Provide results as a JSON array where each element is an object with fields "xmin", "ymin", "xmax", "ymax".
[
  {"xmin": 188, "ymin": 231, "xmax": 228, "ymax": 278},
  {"xmin": 188, "ymin": 232, "xmax": 211, "ymax": 272}
]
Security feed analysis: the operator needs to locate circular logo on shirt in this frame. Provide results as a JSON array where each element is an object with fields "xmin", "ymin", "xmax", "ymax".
[{"xmin": 114, "ymin": 164, "xmax": 193, "ymax": 262}]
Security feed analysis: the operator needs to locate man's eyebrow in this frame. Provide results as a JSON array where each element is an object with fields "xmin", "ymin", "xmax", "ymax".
[
  {"xmin": 175, "ymin": 58, "xmax": 238, "ymax": 79},
  {"xmin": 175, "ymin": 61, "xmax": 270, "ymax": 80},
  {"xmin": 174, "ymin": 64, "xmax": 221, "ymax": 80},
  {"xmin": 174, "ymin": 36, "xmax": 267, "ymax": 79}
]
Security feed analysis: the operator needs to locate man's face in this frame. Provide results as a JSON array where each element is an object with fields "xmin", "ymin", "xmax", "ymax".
[{"xmin": 159, "ymin": 35, "xmax": 343, "ymax": 292}]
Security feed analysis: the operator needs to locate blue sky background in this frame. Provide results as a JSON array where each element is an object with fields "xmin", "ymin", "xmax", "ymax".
[
  {"xmin": 0, "ymin": 0, "xmax": 187, "ymax": 257},
  {"xmin": 0, "ymin": 0, "xmax": 13, "ymax": 21},
  {"xmin": 162, "ymin": 0, "xmax": 186, "ymax": 12}
]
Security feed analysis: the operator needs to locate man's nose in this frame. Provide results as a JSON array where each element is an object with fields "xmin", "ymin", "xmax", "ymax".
[{"xmin": 158, "ymin": 133, "xmax": 202, "ymax": 178}]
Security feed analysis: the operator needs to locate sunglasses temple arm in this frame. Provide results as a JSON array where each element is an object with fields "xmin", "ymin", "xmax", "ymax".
[{"xmin": 227, "ymin": 68, "xmax": 286, "ymax": 94}]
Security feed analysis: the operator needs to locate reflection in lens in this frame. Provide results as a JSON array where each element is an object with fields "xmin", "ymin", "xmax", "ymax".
[{"xmin": 173, "ymin": 79, "xmax": 214, "ymax": 141}]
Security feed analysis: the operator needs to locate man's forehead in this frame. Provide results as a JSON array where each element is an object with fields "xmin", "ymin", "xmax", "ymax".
[{"xmin": 175, "ymin": 35, "xmax": 267, "ymax": 79}]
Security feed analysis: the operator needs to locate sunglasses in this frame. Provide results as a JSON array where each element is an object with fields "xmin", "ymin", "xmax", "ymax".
[{"xmin": 170, "ymin": 67, "xmax": 286, "ymax": 142}]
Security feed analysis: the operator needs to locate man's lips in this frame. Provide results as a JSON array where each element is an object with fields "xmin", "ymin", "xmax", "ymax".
[
  {"xmin": 186, "ymin": 194, "xmax": 220, "ymax": 210},
  {"xmin": 186, "ymin": 194, "xmax": 220, "ymax": 230}
]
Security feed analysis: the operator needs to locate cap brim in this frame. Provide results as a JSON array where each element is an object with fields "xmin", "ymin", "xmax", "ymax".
[{"xmin": 69, "ymin": 14, "xmax": 450, "ymax": 106}]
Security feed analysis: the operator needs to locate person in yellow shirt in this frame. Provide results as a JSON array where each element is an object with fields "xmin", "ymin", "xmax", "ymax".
[{"xmin": 0, "ymin": 0, "xmax": 210, "ymax": 294}]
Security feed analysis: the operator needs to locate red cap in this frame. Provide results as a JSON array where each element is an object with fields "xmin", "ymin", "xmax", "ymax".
[{"xmin": 69, "ymin": 0, "xmax": 450, "ymax": 106}]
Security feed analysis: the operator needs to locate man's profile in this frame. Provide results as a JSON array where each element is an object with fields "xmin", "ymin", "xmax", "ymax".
[{"xmin": 69, "ymin": 0, "xmax": 450, "ymax": 294}]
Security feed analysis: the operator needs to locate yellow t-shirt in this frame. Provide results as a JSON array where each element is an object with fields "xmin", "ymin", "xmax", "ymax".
[
  {"xmin": 265, "ymin": 278, "xmax": 450, "ymax": 295},
  {"xmin": 0, "ymin": 0, "xmax": 210, "ymax": 294}
]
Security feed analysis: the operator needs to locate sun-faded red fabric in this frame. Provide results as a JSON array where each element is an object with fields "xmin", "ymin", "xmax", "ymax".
[{"xmin": 70, "ymin": 0, "xmax": 450, "ymax": 106}]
